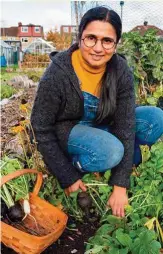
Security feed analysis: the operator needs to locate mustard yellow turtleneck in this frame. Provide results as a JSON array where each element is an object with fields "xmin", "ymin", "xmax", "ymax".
[{"xmin": 72, "ymin": 49, "xmax": 105, "ymax": 97}]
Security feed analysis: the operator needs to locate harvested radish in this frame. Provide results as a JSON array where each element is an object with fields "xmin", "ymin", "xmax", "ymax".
[
  {"xmin": 7, "ymin": 202, "xmax": 25, "ymax": 222},
  {"xmin": 22, "ymin": 199, "xmax": 30, "ymax": 220},
  {"xmin": 23, "ymin": 199, "xmax": 30, "ymax": 214},
  {"xmin": 1, "ymin": 184, "xmax": 25, "ymax": 222},
  {"xmin": 77, "ymin": 192, "xmax": 92, "ymax": 218},
  {"xmin": 22, "ymin": 199, "xmax": 39, "ymax": 233}
]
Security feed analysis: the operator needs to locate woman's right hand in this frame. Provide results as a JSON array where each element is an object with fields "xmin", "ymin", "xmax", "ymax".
[
  {"xmin": 107, "ymin": 185, "xmax": 128, "ymax": 217},
  {"xmin": 64, "ymin": 179, "xmax": 87, "ymax": 196}
]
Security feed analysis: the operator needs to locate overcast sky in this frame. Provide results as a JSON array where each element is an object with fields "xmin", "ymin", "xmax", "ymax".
[
  {"xmin": 1, "ymin": 0, "xmax": 163, "ymax": 34},
  {"xmin": 1, "ymin": 0, "xmax": 71, "ymax": 33}
]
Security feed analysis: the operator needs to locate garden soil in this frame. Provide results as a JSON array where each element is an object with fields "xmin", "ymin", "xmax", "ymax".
[{"xmin": 1, "ymin": 85, "xmax": 37, "ymax": 157}]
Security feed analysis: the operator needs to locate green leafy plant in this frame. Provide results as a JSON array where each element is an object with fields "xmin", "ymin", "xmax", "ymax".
[
  {"xmin": 25, "ymin": 70, "xmax": 43, "ymax": 82},
  {"xmin": 118, "ymin": 29, "xmax": 163, "ymax": 105},
  {"xmin": 0, "ymin": 156, "xmax": 36, "ymax": 223},
  {"xmin": 85, "ymin": 141, "xmax": 163, "ymax": 253},
  {"xmin": 85, "ymin": 217, "xmax": 161, "ymax": 254},
  {"xmin": 1, "ymin": 84, "xmax": 17, "ymax": 100},
  {"xmin": 0, "ymin": 156, "xmax": 33, "ymax": 202}
]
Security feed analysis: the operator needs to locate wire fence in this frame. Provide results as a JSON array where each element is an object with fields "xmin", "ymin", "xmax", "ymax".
[{"xmin": 71, "ymin": 1, "xmax": 163, "ymax": 35}]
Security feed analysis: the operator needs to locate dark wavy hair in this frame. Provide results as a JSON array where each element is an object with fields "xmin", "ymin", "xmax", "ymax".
[{"xmin": 78, "ymin": 6, "xmax": 122, "ymax": 124}]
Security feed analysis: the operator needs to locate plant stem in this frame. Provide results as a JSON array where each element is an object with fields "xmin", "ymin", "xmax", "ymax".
[
  {"xmin": 24, "ymin": 126, "xmax": 39, "ymax": 169},
  {"xmin": 2, "ymin": 184, "xmax": 15, "ymax": 208},
  {"xmin": 88, "ymin": 188, "xmax": 103, "ymax": 214},
  {"xmin": 63, "ymin": 192, "xmax": 82, "ymax": 218},
  {"xmin": 17, "ymin": 160, "xmax": 29, "ymax": 199},
  {"xmin": 156, "ymin": 218, "xmax": 163, "ymax": 243},
  {"xmin": 0, "ymin": 161, "xmax": 8, "ymax": 170},
  {"xmin": 29, "ymin": 122, "xmax": 40, "ymax": 168},
  {"xmin": 6, "ymin": 183, "xmax": 27, "ymax": 199},
  {"xmin": 139, "ymin": 181, "xmax": 153, "ymax": 207},
  {"xmin": 18, "ymin": 133, "xmax": 30, "ymax": 168},
  {"xmin": 87, "ymin": 185, "xmax": 106, "ymax": 209},
  {"xmin": 126, "ymin": 203, "xmax": 159, "ymax": 218},
  {"xmin": 128, "ymin": 193, "xmax": 146, "ymax": 202}
]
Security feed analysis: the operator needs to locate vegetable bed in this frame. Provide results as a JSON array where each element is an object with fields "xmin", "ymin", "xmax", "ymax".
[
  {"xmin": 1, "ymin": 29, "xmax": 163, "ymax": 253},
  {"xmin": 1, "ymin": 140, "xmax": 163, "ymax": 253}
]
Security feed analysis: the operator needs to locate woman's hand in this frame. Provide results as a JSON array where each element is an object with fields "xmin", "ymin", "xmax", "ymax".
[
  {"xmin": 107, "ymin": 185, "xmax": 128, "ymax": 217},
  {"xmin": 64, "ymin": 179, "xmax": 87, "ymax": 196}
]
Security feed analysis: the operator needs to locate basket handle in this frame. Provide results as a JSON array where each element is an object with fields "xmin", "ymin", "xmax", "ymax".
[{"xmin": 0, "ymin": 169, "xmax": 43, "ymax": 196}]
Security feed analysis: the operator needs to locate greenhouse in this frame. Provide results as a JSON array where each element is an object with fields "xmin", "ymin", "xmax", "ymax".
[
  {"xmin": 24, "ymin": 38, "xmax": 56, "ymax": 54},
  {"xmin": 0, "ymin": 39, "xmax": 14, "ymax": 66}
]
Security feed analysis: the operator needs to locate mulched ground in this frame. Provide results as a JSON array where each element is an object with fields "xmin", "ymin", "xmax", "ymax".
[
  {"xmin": 1, "ymin": 216, "xmax": 99, "ymax": 254},
  {"xmin": 1, "ymin": 85, "xmax": 37, "ymax": 156}
]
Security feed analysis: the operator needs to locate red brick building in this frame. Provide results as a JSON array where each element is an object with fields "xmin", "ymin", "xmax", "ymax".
[
  {"xmin": 60, "ymin": 25, "xmax": 78, "ymax": 35},
  {"xmin": 1, "ymin": 22, "xmax": 44, "ymax": 51},
  {"xmin": 131, "ymin": 21, "xmax": 163, "ymax": 37},
  {"xmin": 18, "ymin": 22, "xmax": 44, "ymax": 50}
]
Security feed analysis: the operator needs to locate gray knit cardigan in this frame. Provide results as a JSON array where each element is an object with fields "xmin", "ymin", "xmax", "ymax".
[{"xmin": 30, "ymin": 43, "xmax": 136, "ymax": 189}]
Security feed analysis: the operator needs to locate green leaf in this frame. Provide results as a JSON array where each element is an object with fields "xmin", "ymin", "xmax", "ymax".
[
  {"xmin": 129, "ymin": 230, "xmax": 137, "ymax": 239},
  {"xmin": 115, "ymin": 229, "xmax": 132, "ymax": 247},
  {"xmin": 153, "ymin": 91, "xmax": 163, "ymax": 99},
  {"xmin": 131, "ymin": 230, "xmax": 161, "ymax": 254},
  {"xmin": 119, "ymin": 248, "xmax": 129, "ymax": 254},
  {"xmin": 88, "ymin": 235, "xmax": 105, "ymax": 246},
  {"xmin": 109, "ymin": 247, "xmax": 121, "ymax": 254},
  {"xmin": 146, "ymin": 97, "xmax": 157, "ymax": 106},
  {"xmin": 82, "ymin": 173, "xmax": 97, "ymax": 183},
  {"xmin": 105, "ymin": 215, "xmax": 124, "ymax": 226},
  {"xmin": 158, "ymin": 167, "xmax": 163, "ymax": 173},
  {"xmin": 104, "ymin": 170, "xmax": 111, "ymax": 180},
  {"xmin": 98, "ymin": 185, "xmax": 110, "ymax": 194},
  {"xmin": 96, "ymin": 224, "xmax": 115, "ymax": 235},
  {"xmin": 48, "ymin": 194, "xmax": 58, "ymax": 205},
  {"xmin": 84, "ymin": 245, "xmax": 104, "ymax": 254},
  {"xmin": 107, "ymin": 247, "xmax": 129, "ymax": 254}
]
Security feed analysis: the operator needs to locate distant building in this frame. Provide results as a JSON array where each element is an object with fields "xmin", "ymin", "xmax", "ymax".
[
  {"xmin": 0, "ymin": 26, "xmax": 22, "ymax": 64},
  {"xmin": 18, "ymin": 22, "xmax": 44, "ymax": 50},
  {"xmin": 3, "ymin": 39, "xmax": 21, "ymax": 50},
  {"xmin": 1, "ymin": 22, "xmax": 44, "ymax": 51},
  {"xmin": 60, "ymin": 25, "xmax": 78, "ymax": 34},
  {"xmin": 0, "ymin": 26, "xmax": 19, "ymax": 41},
  {"xmin": 60, "ymin": 25, "xmax": 78, "ymax": 43},
  {"xmin": 0, "ymin": 40, "xmax": 14, "ymax": 66},
  {"xmin": 24, "ymin": 38, "xmax": 56, "ymax": 54},
  {"xmin": 131, "ymin": 21, "xmax": 163, "ymax": 38}
]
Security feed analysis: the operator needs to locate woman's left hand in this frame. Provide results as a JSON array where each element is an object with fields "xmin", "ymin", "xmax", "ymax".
[{"xmin": 107, "ymin": 185, "xmax": 128, "ymax": 217}]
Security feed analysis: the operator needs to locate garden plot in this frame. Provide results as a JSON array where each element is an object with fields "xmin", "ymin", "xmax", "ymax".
[{"xmin": 1, "ymin": 29, "xmax": 163, "ymax": 254}]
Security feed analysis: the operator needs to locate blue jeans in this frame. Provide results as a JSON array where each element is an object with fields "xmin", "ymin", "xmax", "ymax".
[{"xmin": 68, "ymin": 93, "xmax": 163, "ymax": 172}]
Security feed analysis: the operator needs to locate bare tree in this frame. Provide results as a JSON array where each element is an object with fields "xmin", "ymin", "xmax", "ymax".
[{"xmin": 71, "ymin": 1, "xmax": 99, "ymax": 41}]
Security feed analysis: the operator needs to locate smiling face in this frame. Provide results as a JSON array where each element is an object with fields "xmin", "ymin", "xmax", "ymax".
[{"xmin": 79, "ymin": 20, "xmax": 117, "ymax": 69}]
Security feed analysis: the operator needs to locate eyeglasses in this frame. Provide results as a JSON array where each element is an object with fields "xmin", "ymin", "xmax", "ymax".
[{"xmin": 81, "ymin": 35, "xmax": 116, "ymax": 50}]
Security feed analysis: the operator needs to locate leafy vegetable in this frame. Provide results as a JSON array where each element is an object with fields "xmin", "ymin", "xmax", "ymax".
[
  {"xmin": 118, "ymin": 29, "xmax": 163, "ymax": 106},
  {"xmin": 0, "ymin": 156, "xmax": 33, "ymax": 201},
  {"xmin": 85, "ymin": 141, "xmax": 163, "ymax": 253}
]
